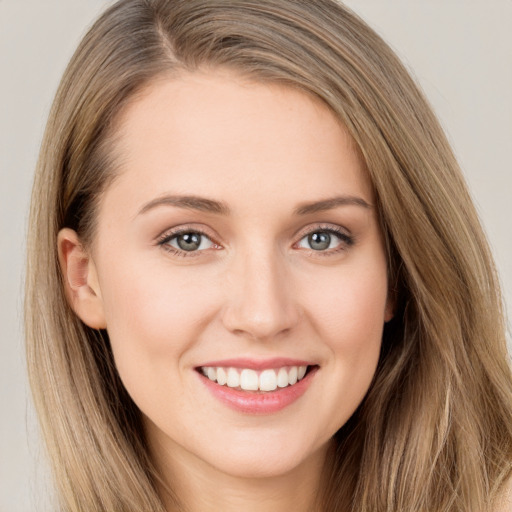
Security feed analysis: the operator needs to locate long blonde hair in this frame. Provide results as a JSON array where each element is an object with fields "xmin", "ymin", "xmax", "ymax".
[{"xmin": 25, "ymin": 1, "xmax": 512, "ymax": 510}]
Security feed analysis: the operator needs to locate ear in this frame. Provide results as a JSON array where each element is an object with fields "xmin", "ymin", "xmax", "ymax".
[
  {"xmin": 57, "ymin": 228, "xmax": 107, "ymax": 329},
  {"xmin": 384, "ymin": 288, "xmax": 396, "ymax": 323}
]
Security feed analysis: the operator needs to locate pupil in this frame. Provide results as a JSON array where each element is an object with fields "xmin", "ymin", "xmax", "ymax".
[
  {"xmin": 177, "ymin": 232, "xmax": 201, "ymax": 251},
  {"xmin": 309, "ymin": 232, "xmax": 330, "ymax": 250}
]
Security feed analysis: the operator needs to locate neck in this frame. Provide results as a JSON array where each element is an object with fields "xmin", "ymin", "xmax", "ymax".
[{"xmin": 150, "ymin": 435, "xmax": 332, "ymax": 512}]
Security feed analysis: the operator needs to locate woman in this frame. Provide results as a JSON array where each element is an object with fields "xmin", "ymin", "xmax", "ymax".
[{"xmin": 25, "ymin": 0, "xmax": 512, "ymax": 510}]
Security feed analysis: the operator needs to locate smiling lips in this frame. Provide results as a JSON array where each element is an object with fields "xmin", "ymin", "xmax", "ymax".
[
  {"xmin": 197, "ymin": 359, "xmax": 317, "ymax": 414},
  {"xmin": 200, "ymin": 365, "xmax": 308, "ymax": 391}
]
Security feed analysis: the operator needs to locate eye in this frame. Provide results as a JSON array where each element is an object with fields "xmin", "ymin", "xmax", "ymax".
[
  {"xmin": 296, "ymin": 228, "xmax": 353, "ymax": 252},
  {"xmin": 161, "ymin": 230, "xmax": 215, "ymax": 252}
]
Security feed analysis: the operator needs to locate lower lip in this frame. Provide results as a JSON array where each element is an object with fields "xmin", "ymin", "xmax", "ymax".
[{"xmin": 198, "ymin": 367, "xmax": 317, "ymax": 414}]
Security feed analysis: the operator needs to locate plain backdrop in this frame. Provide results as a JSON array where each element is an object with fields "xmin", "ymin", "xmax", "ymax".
[{"xmin": 1, "ymin": 1, "xmax": 511, "ymax": 510}]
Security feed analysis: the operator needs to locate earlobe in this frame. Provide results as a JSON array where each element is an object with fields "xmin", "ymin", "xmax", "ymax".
[
  {"xmin": 384, "ymin": 302, "xmax": 394, "ymax": 323},
  {"xmin": 384, "ymin": 289, "xmax": 396, "ymax": 323},
  {"xmin": 57, "ymin": 228, "xmax": 107, "ymax": 329}
]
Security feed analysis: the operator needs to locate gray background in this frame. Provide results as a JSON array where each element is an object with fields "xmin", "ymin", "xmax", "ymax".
[{"xmin": 1, "ymin": 1, "xmax": 511, "ymax": 510}]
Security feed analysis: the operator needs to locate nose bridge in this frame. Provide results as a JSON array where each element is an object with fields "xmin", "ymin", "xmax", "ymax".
[{"xmin": 222, "ymin": 242, "xmax": 299, "ymax": 340}]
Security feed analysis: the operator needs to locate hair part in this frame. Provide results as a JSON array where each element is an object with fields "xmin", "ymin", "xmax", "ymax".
[{"xmin": 26, "ymin": 1, "xmax": 512, "ymax": 511}]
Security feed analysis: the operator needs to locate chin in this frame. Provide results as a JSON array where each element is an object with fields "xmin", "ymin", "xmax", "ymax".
[{"xmin": 194, "ymin": 432, "xmax": 329, "ymax": 481}]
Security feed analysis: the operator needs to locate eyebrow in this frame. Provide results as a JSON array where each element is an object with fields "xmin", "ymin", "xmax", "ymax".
[
  {"xmin": 138, "ymin": 195, "xmax": 231, "ymax": 216},
  {"xmin": 294, "ymin": 195, "xmax": 372, "ymax": 215},
  {"xmin": 137, "ymin": 193, "xmax": 371, "ymax": 217}
]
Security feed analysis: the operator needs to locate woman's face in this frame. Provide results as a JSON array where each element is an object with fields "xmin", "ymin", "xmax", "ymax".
[{"xmin": 78, "ymin": 71, "xmax": 392, "ymax": 480}]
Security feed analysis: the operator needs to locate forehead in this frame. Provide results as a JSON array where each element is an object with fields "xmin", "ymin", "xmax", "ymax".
[{"xmin": 103, "ymin": 70, "xmax": 372, "ymax": 215}]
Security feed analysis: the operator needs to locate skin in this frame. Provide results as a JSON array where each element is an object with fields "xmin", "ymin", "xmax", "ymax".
[{"xmin": 59, "ymin": 71, "xmax": 393, "ymax": 512}]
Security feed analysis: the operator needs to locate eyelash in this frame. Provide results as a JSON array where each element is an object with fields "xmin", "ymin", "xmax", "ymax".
[
  {"xmin": 156, "ymin": 226, "xmax": 220, "ymax": 258},
  {"xmin": 156, "ymin": 224, "xmax": 354, "ymax": 258},
  {"xmin": 295, "ymin": 226, "xmax": 355, "ymax": 254}
]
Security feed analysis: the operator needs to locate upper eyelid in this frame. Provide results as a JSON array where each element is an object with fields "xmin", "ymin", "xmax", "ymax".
[
  {"xmin": 294, "ymin": 222, "xmax": 352, "ymax": 239},
  {"xmin": 156, "ymin": 224, "xmax": 218, "ymax": 244},
  {"xmin": 156, "ymin": 222, "xmax": 353, "ymax": 248},
  {"xmin": 157, "ymin": 227, "xmax": 220, "ymax": 258}
]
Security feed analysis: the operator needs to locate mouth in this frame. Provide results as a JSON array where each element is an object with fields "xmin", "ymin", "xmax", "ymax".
[
  {"xmin": 195, "ymin": 360, "xmax": 319, "ymax": 414},
  {"xmin": 197, "ymin": 364, "xmax": 312, "ymax": 392}
]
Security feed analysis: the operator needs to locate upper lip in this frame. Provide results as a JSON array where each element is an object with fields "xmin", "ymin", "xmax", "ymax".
[{"xmin": 197, "ymin": 357, "xmax": 314, "ymax": 371}]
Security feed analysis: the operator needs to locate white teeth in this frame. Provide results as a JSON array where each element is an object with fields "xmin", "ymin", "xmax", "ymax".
[
  {"xmin": 207, "ymin": 367, "xmax": 217, "ymax": 381},
  {"xmin": 227, "ymin": 368, "xmax": 240, "ymax": 388},
  {"xmin": 277, "ymin": 367, "xmax": 289, "ymax": 388},
  {"xmin": 201, "ymin": 365, "xmax": 310, "ymax": 391},
  {"xmin": 288, "ymin": 366, "xmax": 298, "ymax": 385},
  {"xmin": 240, "ymin": 369, "xmax": 259, "ymax": 391},
  {"xmin": 259, "ymin": 369, "xmax": 278, "ymax": 391},
  {"xmin": 216, "ymin": 367, "xmax": 227, "ymax": 386}
]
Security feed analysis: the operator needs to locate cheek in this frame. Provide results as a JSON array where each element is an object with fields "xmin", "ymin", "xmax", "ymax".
[
  {"xmin": 98, "ymin": 260, "xmax": 218, "ymax": 400},
  {"xmin": 307, "ymin": 271, "xmax": 387, "ymax": 433},
  {"xmin": 101, "ymin": 257, "xmax": 212, "ymax": 340},
  {"xmin": 302, "ymin": 260, "xmax": 388, "ymax": 345},
  {"xmin": 298, "ymin": 259, "xmax": 387, "ymax": 404}
]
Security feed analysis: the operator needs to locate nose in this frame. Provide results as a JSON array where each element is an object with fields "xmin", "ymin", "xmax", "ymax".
[{"xmin": 221, "ymin": 248, "xmax": 300, "ymax": 341}]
